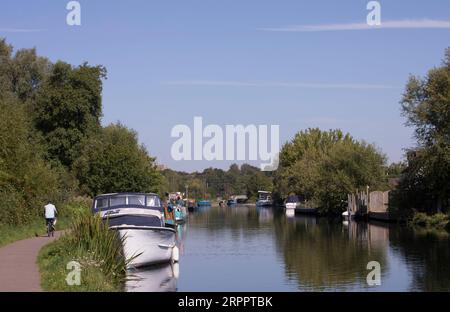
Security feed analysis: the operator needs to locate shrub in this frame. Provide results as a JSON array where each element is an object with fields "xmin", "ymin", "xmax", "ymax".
[{"xmin": 411, "ymin": 212, "xmax": 449, "ymax": 229}]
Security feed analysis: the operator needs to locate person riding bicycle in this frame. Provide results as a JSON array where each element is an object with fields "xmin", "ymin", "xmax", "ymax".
[{"xmin": 44, "ymin": 201, "xmax": 58, "ymax": 236}]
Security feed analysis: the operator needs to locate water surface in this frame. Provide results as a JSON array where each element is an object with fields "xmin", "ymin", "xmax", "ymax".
[{"xmin": 126, "ymin": 205, "xmax": 450, "ymax": 292}]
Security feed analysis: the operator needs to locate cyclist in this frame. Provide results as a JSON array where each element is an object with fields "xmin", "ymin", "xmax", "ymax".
[{"xmin": 44, "ymin": 201, "xmax": 58, "ymax": 237}]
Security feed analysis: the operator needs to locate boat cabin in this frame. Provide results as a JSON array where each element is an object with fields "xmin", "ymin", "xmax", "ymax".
[
  {"xmin": 92, "ymin": 192, "xmax": 164, "ymax": 212},
  {"xmin": 92, "ymin": 193, "xmax": 165, "ymax": 228}
]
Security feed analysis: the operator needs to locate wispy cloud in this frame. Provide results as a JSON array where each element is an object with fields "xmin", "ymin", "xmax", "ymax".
[
  {"xmin": 163, "ymin": 80, "xmax": 397, "ymax": 90},
  {"xmin": 0, "ymin": 28, "xmax": 46, "ymax": 33},
  {"xmin": 260, "ymin": 19, "xmax": 450, "ymax": 32}
]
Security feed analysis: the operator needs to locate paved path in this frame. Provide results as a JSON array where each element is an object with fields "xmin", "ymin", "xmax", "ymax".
[{"xmin": 0, "ymin": 232, "xmax": 62, "ymax": 292}]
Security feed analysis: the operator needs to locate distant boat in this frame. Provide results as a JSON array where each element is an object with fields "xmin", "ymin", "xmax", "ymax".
[
  {"xmin": 187, "ymin": 199, "xmax": 197, "ymax": 212},
  {"xmin": 256, "ymin": 191, "xmax": 273, "ymax": 207},
  {"xmin": 285, "ymin": 195, "xmax": 298, "ymax": 214},
  {"xmin": 234, "ymin": 195, "xmax": 248, "ymax": 204},
  {"xmin": 227, "ymin": 198, "xmax": 237, "ymax": 206},
  {"xmin": 342, "ymin": 210, "xmax": 354, "ymax": 221},
  {"xmin": 197, "ymin": 200, "xmax": 211, "ymax": 207},
  {"xmin": 92, "ymin": 192, "xmax": 179, "ymax": 268},
  {"xmin": 174, "ymin": 205, "xmax": 187, "ymax": 223},
  {"xmin": 168, "ymin": 192, "xmax": 187, "ymax": 223}
]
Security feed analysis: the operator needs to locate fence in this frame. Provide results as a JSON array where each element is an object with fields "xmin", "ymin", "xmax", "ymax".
[{"xmin": 348, "ymin": 190, "xmax": 391, "ymax": 221}]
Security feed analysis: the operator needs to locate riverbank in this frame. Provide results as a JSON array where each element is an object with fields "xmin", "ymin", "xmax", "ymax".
[
  {"xmin": 410, "ymin": 212, "xmax": 450, "ymax": 231},
  {"xmin": 0, "ymin": 197, "xmax": 91, "ymax": 248},
  {"xmin": 38, "ymin": 214, "xmax": 127, "ymax": 292}
]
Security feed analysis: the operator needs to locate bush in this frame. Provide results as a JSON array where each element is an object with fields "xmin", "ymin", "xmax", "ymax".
[
  {"xmin": 0, "ymin": 98, "xmax": 76, "ymax": 226},
  {"xmin": 411, "ymin": 212, "xmax": 449, "ymax": 229},
  {"xmin": 59, "ymin": 196, "xmax": 92, "ymax": 218}
]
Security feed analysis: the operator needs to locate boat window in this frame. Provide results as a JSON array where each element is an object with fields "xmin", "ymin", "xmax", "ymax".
[
  {"xmin": 146, "ymin": 195, "xmax": 161, "ymax": 207},
  {"xmin": 107, "ymin": 215, "xmax": 162, "ymax": 227},
  {"xmin": 287, "ymin": 195, "xmax": 299, "ymax": 203},
  {"xmin": 127, "ymin": 195, "xmax": 145, "ymax": 206},
  {"xmin": 95, "ymin": 198, "xmax": 109, "ymax": 209},
  {"xmin": 110, "ymin": 196, "xmax": 127, "ymax": 206}
]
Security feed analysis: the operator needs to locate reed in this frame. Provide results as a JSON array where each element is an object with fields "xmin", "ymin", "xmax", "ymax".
[
  {"xmin": 39, "ymin": 213, "xmax": 131, "ymax": 291},
  {"xmin": 66, "ymin": 213, "xmax": 129, "ymax": 283}
]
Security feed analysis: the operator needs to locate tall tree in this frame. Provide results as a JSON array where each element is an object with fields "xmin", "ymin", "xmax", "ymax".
[
  {"xmin": 399, "ymin": 47, "xmax": 450, "ymax": 212},
  {"xmin": 73, "ymin": 123, "xmax": 162, "ymax": 196},
  {"xmin": 274, "ymin": 128, "xmax": 387, "ymax": 214},
  {"xmin": 33, "ymin": 61, "xmax": 106, "ymax": 167}
]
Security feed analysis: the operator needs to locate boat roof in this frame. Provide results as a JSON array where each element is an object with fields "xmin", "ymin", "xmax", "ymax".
[{"xmin": 93, "ymin": 192, "xmax": 160, "ymax": 199}]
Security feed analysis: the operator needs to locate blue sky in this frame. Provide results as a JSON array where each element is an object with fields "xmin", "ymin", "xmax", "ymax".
[{"xmin": 1, "ymin": 0, "xmax": 449, "ymax": 171}]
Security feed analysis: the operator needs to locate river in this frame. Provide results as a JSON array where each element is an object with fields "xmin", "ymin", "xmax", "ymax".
[{"xmin": 125, "ymin": 205, "xmax": 450, "ymax": 292}]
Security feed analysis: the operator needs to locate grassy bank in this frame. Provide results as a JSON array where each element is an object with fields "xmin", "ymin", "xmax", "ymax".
[
  {"xmin": 410, "ymin": 212, "xmax": 450, "ymax": 231},
  {"xmin": 0, "ymin": 217, "xmax": 71, "ymax": 247},
  {"xmin": 0, "ymin": 197, "xmax": 91, "ymax": 248},
  {"xmin": 38, "ymin": 214, "xmax": 127, "ymax": 292}
]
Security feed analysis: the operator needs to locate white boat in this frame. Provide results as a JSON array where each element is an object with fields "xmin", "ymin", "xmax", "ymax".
[
  {"xmin": 256, "ymin": 191, "xmax": 273, "ymax": 207},
  {"xmin": 342, "ymin": 210, "xmax": 355, "ymax": 221},
  {"xmin": 285, "ymin": 195, "xmax": 298, "ymax": 209},
  {"xmin": 92, "ymin": 193, "xmax": 179, "ymax": 268}
]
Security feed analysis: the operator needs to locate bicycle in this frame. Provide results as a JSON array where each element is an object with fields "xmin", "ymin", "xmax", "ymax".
[{"xmin": 46, "ymin": 218, "xmax": 55, "ymax": 237}]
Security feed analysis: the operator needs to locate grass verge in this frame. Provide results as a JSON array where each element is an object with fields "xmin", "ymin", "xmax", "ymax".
[
  {"xmin": 0, "ymin": 217, "xmax": 71, "ymax": 247},
  {"xmin": 0, "ymin": 197, "xmax": 90, "ymax": 248},
  {"xmin": 38, "ymin": 214, "xmax": 127, "ymax": 292}
]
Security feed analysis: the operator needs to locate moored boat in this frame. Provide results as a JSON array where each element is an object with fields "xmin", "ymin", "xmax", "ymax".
[
  {"xmin": 92, "ymin": 193, "xmax": 179, "ymax": 268},
  {"xmin": 285, "ymin": 195, "xmax": 298, "ymax": 215},
  {"xmin": 187, "ymin": 199, "xmax": 197, "ymax": 212},
  {"xmin": 197, "ymin": 200, "xmax": 211, "ymax": 207},
  {"xmin": 168, "ymin": 192, "xmax": 187, "ymax": 223},
  {"xmin": 227, "ymin": 198, "xmax": 237, "ymax": 206},
  {"xmin": 256, "ymin": 191, "xmax": 273, "ymax": 207}
]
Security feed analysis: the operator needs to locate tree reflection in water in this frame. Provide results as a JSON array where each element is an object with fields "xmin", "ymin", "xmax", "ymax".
[
  {"xmin": 389, "ymin": 227, "xmax": 450, "ymax": 291},
  {"xmin": 273, "ymin": 216, "xmax": 389, "ymax": 291}
]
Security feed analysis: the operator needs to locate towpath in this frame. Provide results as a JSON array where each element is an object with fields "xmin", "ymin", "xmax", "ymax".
[{"xmin": 0, "ymin": 232, "xmax": 62, "ymax": 291}]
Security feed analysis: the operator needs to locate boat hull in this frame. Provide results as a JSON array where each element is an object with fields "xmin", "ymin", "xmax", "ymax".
[
  {"xmin": 116, "ymin": 227, "xmax": 176, "ymax": 268},
  {"xmin": 256, "ymin": 200, "xmax": 273, "ymax": 207}
]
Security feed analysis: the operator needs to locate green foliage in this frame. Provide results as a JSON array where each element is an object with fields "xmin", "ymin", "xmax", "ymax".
[
  {"xmin": 411, "ymin": 212, "xmax": 449, "ymax": 230},
  {"xmin": 66, "ymin": 214, "xmax": 128, "ymax": 279},
  {"xmin": 386, "ymin": 162, "xmax": 407, "ymax": 178},
  {"xmin": 73, "ymin": 123, "xmax": 162, "ymax": 196},
  {"xmin": 274, "ymin": 128, "xmax": 387, "ymax": 214},
  {"xmin": 397, "ymin": 47, "xmax": 450, "ymax": 213},
  {"xmin": 38, "ymin": 214, "xmax": 126, "ymax": 291},
  {"xmin": 0, "ymin": 197, "xmax": 89, "ymax": 247},
  {"xmin": 161, "ymin": 163, "xmax": 273, "ymax": 200},
  {"xmin": 33, "ymin": 61, "xmax": 106, "ymax": 167},
  {"xmin": 0, "ymin": 38, "xmax": 51, "ymax": 102},
  {"xmin": 0, "ymin": 98, "xmax": 71, "ymax": 225},
  {"xmin": 0, "ymin": 38, "xmax": 163, "ymax": 232}
]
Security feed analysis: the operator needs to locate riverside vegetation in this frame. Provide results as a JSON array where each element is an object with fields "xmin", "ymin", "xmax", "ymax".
[
  {"xmin": 0, "ymin": 38, "xmax": 449, "ymax": 291},
  {"xmin": 38, "ymin": 208, "xmax": 129, "ymax": 291},
  {"xmin": 0, "ymin": 38, "xmax": 162, "ymax": 290}
]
